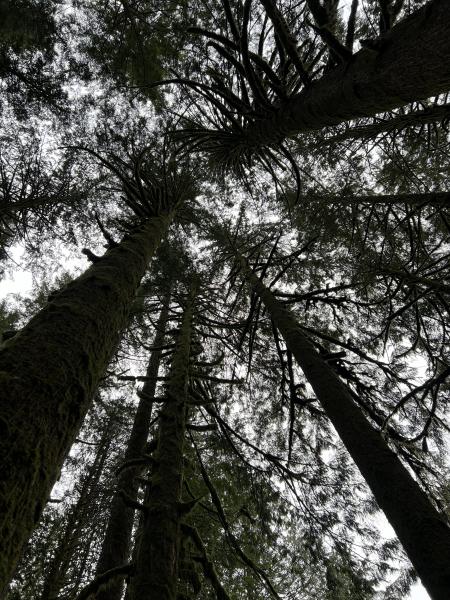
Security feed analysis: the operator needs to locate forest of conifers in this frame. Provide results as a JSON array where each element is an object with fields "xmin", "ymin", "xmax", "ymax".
[{"xmin": 0, "ymin": 0, "xmax": 449, "ymax": 598}]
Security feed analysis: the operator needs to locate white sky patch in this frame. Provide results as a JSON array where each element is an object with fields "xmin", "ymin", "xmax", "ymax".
[
  {"xmin": 409, "ymin": 582, "xmax": 431, "ymax": 599},
  {"xmin": 0, "ymin": 245, "xmax": 33, "ymax": 297}
]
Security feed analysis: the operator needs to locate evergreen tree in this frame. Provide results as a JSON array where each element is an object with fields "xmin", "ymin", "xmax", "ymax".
[{"xmin": 0, "ymin": 1, "xmax": 449, "ymax": 599}]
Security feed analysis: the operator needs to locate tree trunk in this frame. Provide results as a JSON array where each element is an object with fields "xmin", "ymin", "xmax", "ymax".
[
  {"xmin": 129, "ymin": 283, "xmax": 196, "ymax": 600},
  {"xmin": 289, "ymin": 191, "xmax": 450, "ymax": 208},
  {"xmin": 323, "ymin": 102, "xmax": 450, "ymax": 144},
  {"xmin": 95, "ymin": 292, "xmax": 171, "ymax": 600},
  {"xmin": 122, "ymin": 468, "xmax": 150, "ymax": 600},
  {"xmin": 0, "ymin": 212, "xmax": 174, "ymax": 593},
  {"xmin": 240, "ymin": 0, "xmax": 450, "ymax": 148},
  {"xmin": 40, "ymin": 426, "xmax": 113, "ymax": 600},
  {"xmin": 0, "ymin": 194, "xmax": 63, "ymax": 218},
  {"xmin": 239, "ymin": 257, "xmax": 450, "ymax": 599}
]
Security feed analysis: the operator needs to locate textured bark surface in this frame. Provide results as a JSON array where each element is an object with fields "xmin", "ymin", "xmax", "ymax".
[
  {"xmin": 95, "ymin": 294, "xmax": 170, "ymax": 600},
  {"xmin": 0, "ymin": 213, "xmax": 173, "ymax": 593},
  {"xmin": 130, "ymin": 285, "xmax": 195, "ymax": 600},
  {"xmin": 324, "ymin": 102, "xmax": 450, "ymax": 144},
  {"xmin": 241, "ymin": 0, "xmax": 450, "ymax": 147},
  {"xmin": 241, "ymin": 260, "xmax": 450, "ymax": 599}
]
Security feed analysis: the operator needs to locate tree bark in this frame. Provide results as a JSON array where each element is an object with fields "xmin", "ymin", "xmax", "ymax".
[
  {"xmin": 122, "ymin": 473, "xmax": 149, "ymax": 600},
  {"xmin": 239, "ymin": 257, "xmax": 450, "ymax": 600},
  {"xmin": 0, "ymin": 212, "xmax": 174, "ymax": 593},
  {"xmin": 239, "ymin": 0, "xmax": 450, "ymax": 148},
  {"xmin": 95, "ymin": 292, "xmax": 171, "ymax": 600},
  {"xmin": 323, "ymin": 102, "xmax": 450, "ymax": 144},
  {"xmin": 129, "ymin": 282, "xmax": 196, "ymax": 600}
]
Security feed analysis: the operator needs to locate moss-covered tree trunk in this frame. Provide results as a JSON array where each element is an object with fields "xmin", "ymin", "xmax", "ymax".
[
  {"xmin": 40, "ymin": 425, "xmax": 113, "ymax": 600},
  {"xmin": 129, "ymin": 283, "xmax": 196, "ymax": 600},
  {"xmin": 241, "ymin": 0, "xmax": 450, "ymax": 148},
  {"xmin": 95, "ymin": 292, "xmax": 171, "ymax": 600},
  {"xmin": 0, "ymin": 213, "xmax": 174, "ymax": 593},
  {"xmin": 240, "ymin": 259, "xmax": 450, "ymax": 599}
]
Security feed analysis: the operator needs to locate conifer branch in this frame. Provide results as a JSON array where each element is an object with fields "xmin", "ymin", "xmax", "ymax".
[
  {"xmin": 74, "ymin": 564, "xmax": 133, "ymax": 600},
  {"xmin": 193, "ymin": 440, "xmax": 282, "ymax": 600},
  {"xmin": 181, "ymin": 523, "xmax": 232, "ymax": 600}
]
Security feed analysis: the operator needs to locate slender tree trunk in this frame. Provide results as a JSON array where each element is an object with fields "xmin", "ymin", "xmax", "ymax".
[
  {"xmin": 129, "ymin": 283, "xmax": 196, "ymax": 600},
  {"xmin": 0, "ymin": 194, "xmax": 64, "ymax": 218},
  {"xmin": 0, "ymin": 212, "xmax": 174, "ymax": 593},
  {"xmin": 323, "ymin": 102, "xmax": 450, "ymax": 144},
  {"xmin": 40, "ymin": 424, "xmax": 113, "ymax": 600},
  {"xmin": 240, "ymin": 0, "xmax": 450, "ymax": 148},
  {"xmin": 291, "ymin": 191, "xmax": 450, "ymax": 208},
  {"xmin": 238, "ymin": 256, "xmax": 450, "ymax": 599},
  {"xmin": 95, "ymin": 292, "xmax": 171, "ymax": 600},
  {"xmin": 122, "ymin": 468, "xmax": 150, "ymax": 600}
]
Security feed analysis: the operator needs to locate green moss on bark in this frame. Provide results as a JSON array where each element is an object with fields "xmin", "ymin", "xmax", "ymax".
[{"xmin": 0, "ymin": 213, "xmax": 173, "ymax": 593}]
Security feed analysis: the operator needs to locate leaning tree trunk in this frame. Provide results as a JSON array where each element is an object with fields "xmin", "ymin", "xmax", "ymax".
[
  {"xmin": 0, "ymin": 212, "xmax": 174, "ymax": 593},
  {"xmin": 129, "ymin": 283, "xmax": 196, "ymax": 600},
  {"xmin": 40, "ymin": 425, "xmax": 113, "ymax": 600},
  {"xmin": 240, "ymin": 0, "xmax": 450, "ymax": 149},
  {"xmin": 95, "ymin": 292, "xmax": 171, "ymax": 600},
  {"xmin": 238, "ymin": 257, "xmax": 450, "ymax": 600},
  {"xmin": 322, "ymin": 102, "xmax": 450, "ymax": 145},
  {"xmin": 287, "ymin": 191, "xmax": 450, "ymax": 209}
]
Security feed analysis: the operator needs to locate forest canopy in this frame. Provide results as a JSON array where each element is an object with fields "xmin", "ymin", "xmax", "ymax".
[{"xmin": 0, "ymin": 1, "xmax": 449, "ymax": 599}]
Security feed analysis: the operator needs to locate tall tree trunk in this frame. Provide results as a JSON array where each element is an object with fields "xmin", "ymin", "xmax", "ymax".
[
  {"xmin": 289, "ymin": 191, "xmax": 450, "ymax": 208},
  {"xmin": 129, "ymin": 283, "xmax": 196, "ymax": 600},
  {"xmin": 0, "ymin": 194, "xmax": 64, "ymax": 218},
  {"xmin": 40, "ymin": 426, "xmax": 113, "ymax": 600},
  {"xmin": 122, "ymin": 469, "xmax": 150, "ymax": 600},
  {"xmin": 95, "ymin": 292, "xmax": 171, "ymax": 600},
  {"xmin": 0, "ymin": 212, "xmax": 174, "ymax": 593},
  {"xmin": 322, "ymin": 102, "xmax": 450, "ymax": 144},
  {"xmin": 240, "ymin": 0, "xmax": 450, "ymax": 148},
  {"xmin": 238, "ymin": 256, "xmax": 450, "ymax": 599}
]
